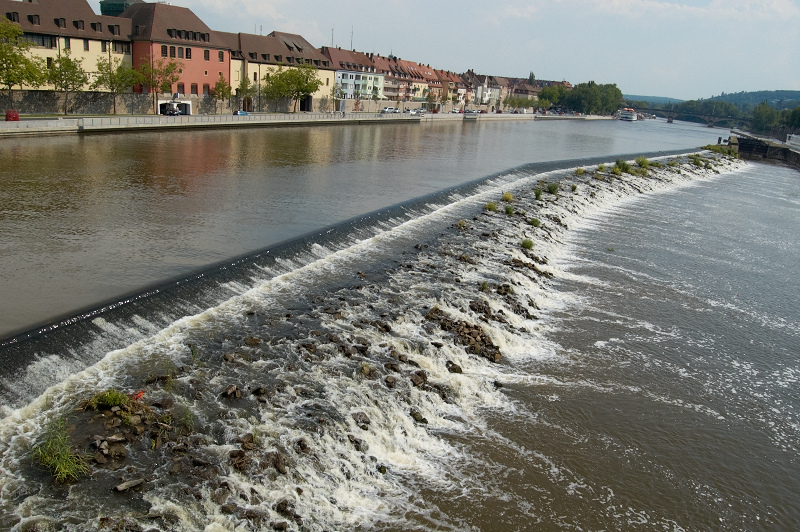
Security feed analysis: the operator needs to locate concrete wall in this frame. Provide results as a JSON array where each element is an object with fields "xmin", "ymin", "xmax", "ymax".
[{"xmin": 1, "ymin": 90, "xmax": 232, "ymax": 115}]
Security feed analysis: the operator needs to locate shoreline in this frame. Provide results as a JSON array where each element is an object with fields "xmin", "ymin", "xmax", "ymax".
[
  {"xmin": 0, "ymin": 150, "xmax": 747, "ymax": 530},
  {"xmin": 0, "ymin": 111, "xmax": 610, "ymax": 138}
]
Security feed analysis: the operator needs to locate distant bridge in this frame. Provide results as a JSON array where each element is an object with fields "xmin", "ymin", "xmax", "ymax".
[{"xmin": 633, "ymin": 107, "xmax": 751, "ymax": 127}]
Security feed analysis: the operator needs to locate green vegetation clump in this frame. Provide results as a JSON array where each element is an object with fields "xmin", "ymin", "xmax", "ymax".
[
  {"xmin": 614, "ymin": 159, "xmax": 632, "ymax": 174},
  {"xmin": 575, "ymin": 168, "xmax": 585, "ymax": 176},
  {"xmin": 546, "ymin": 182, "xmax": 559, "ymax": 195},
  {"xmin": 485, "ymin": 201, "xmax": 497, "ymax": 212},
  {"xmin": 597, "ymin": 163, "xmax": 606, "ymax": 172},
  {"xmin": 455, "ymin": 219, "xmax": 468, "ymax": 231},
  {"xmin": 534, "ymin": 189, "xmax": 542, "ymax": 200},
  {"xmin": 501, "ymin": 191, "xmax": 514, "ymax": 202},
  {"xmin": 668, "ymin": 161, "xmax": 679, "ymax": 168},
  {"xmin": 612, "ymin": 166, "xmax": 622, "ymax": 176},
  {"xmin": 529, "ymin": 218, "xmax": 541, "ymax": 227},
  {"xmin": 650, "ymin": 161, "xmax": 663, "ymax": 168},
  {"xmin": 635, "ymin": 156, "xmax": 650, "ymax": 168},
  {"xmin": 31, "ymin": 417, "xmax": 89, "ymax": 482},
  {"xmin": 571, "ymin": 184, "xmax": 578, "ymax": 192},
  {"xmin": 85, "ymin": 389, "xmax": 130, "ymax": 411},
  {"xmin": 521, "ymin": 239, "xmax": 534, "ymax": 250},
  {"xmin": 480, "ymin": 281, "xmax": 489, "ymax": 292},
  {"xmin": 505, "ymin": 205, "xmax": 514, "ymax": 215},
  {"xmin": 702, "ymin": 144, "xmax": 739, "ymax": 158}
]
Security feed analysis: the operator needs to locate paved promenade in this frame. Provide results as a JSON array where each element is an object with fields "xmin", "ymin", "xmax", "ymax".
[{"xmin": 0, "ymin": 111, "xmax": 605, "ymax": 138}]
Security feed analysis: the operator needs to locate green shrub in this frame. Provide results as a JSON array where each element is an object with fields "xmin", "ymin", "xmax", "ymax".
[
  {"xmin": 575, "ymin": 168, "xmax": 585, "ymax": 176},
  {"xmin": 505, "ymin": 205, "xmax": 514, "ymax": 215},
  {"xmin": 615, "ymin": 159, "xmax": 631, "ymax": 173},
  {"xmin": 534, "ymin": 189, "xmax": 542, "ymax": 200},
  {"xmin": 529, "ymin": 218, "xmax": 540, "ymax": 227},
  {"xmin": 635, "ymin": 156, "xmax": 650, "ymax": 168},
  {"xmin": 86, "ymin": 389, "xmax": 130, "ymax": 410},
  {"xmin": 668, "ymin": 161, "xmax": 678, "ymax": 167},
  {"xmin": 31, "ymin": 417, "xmax": 89, "ymax": 482},
  {"xmin": 571, "ymin": 184, "xmax": 577, "ymax": 192},
  {"xmin": 521, "ymin": 239, "xmax": 534, "ymax": 250},
  {"xmin": 480, "ymin": 281, "xmax": 489, "ymax": 292},
  {"xmin": 597, "ymin": 163, "xmax": 606, "ymax": 172},
  {"xmin": 486, "ymin": 201, "xmax": 497, "ymax": 212},
  {"xmin": 612, "ymin": 166, "xmax": 622, "ymax": 176},
  {"xmin": 455, "ymin": 219, "xmax": 468, "ymax": 230},
  {"xmin": 546, "ymin": 182, "xmax": 559, "ymax": 195},
  {"xmin": 651, "ymin": 161, "xmax": 663, "ymax": 168},
  {"xmin": 501, "ymin": 191, "xmax": 513, "ymax": 202}
]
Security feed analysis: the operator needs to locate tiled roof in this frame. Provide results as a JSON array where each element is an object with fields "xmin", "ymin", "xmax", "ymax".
[
  {"xmin": 2, "ymin": 0, "xmax": 131, "ymax": 40},
  {"xmin": 121, "ymin": 2, "xmax": 217, "ymax": 46}
]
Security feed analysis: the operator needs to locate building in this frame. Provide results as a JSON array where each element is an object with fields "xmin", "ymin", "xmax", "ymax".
[
  {"xmin": 2, "ymin": 0, "xmax": 132, "ymax": 91},
  {"xmin": 319, "ymin": 47, "xmax": 384, "ymax": 104}
]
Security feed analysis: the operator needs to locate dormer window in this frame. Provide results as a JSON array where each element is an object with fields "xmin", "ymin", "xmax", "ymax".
[
  {"xmin": 135, "ymin": 25, "xmax": 143, "ymax": 35},
  {"xmin": 249, "ymin": 52, "xmax": 256, "ymax": 60},
  {"xmin": 55, "ymin": 17, "xmax": 65, "ymax": 28},
  {"xmin": 261, "ymin": 53, "xmax": 269, "ymax": 61},
  {"xmin": 29, "ymin": 14, "xmax": 39, "ymax": 25},
  {"xmin": 167, "ymin": 28, "xmax": 176, "ymax": 38},
  {"xmin": 109, "ymin": 25, "xmax": 120, "ymax": 35},
  {"xmin": 91, "ymin": 22, "xmax": 102, "ymax": 32},
  {"xmin": 6, "ymin": 12, "xmax": 19, "ymax": 23},
  {"xmin": 74, "ymin": 20, "xmax": 84, "ymax": 30}
]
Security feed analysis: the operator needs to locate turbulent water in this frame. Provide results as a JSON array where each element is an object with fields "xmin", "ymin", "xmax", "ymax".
[{"xmin": 4, "ymin": 151, "xmax": 795, "ymax": 531}]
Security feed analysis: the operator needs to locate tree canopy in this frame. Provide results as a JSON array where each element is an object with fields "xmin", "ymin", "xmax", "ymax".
[
  {"xmin": 91, "ymin": 57, "xmax": 138, "ymax": 114},
  {"xmin": 562, "ymin": 81, "xmax": 622, "ymax": 115},
  {"xmin": 0, "ymin": 18, "xmax": 44, "ymax": 99},
  {"xmin": 46, "ymin": 50, "xmax": 88, "ymax": 114},
  {"xmin": 135, "ymin": 57, "xmax": 183, "ymax": 114},
  {"xmin": 262, "ymin": 64, "xmax": 322, "ymax": 112}
]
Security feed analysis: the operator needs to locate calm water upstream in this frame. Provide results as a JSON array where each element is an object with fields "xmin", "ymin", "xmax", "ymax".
[{"xmin": 2, "ymin": 118, "xmax": 796, "ymax": 531}]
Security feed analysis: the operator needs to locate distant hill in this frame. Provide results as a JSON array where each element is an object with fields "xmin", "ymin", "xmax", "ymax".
[
  {"xmin": 706, "ymin": 90, "xmax": 800, "ymax": 111},
  {"xmin": 623, "ymin": 94, "xmax": 684, "ymax": 105}
]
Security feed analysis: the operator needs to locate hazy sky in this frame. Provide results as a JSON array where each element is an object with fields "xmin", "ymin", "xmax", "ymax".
[{"xmin": 88, "ymin": 0, "xmax": 800, "ymax": 100}]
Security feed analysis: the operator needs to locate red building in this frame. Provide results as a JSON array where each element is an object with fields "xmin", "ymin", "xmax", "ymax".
[{"xmin": 121, "ymin": 2, "xmax": 229, "ymax": 112}]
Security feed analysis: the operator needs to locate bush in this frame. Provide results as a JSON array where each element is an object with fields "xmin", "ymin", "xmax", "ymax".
[
  {"xmin": 501, "ymin": 191, "xmax": 513, "ymax": 202},
  {"xmin": 571, "ymin": 184, "xmax": 577, "ymax": 192},
  {"xmin": 597, "ymin": 163, "xmax": 606, "ymax": 172},
  {"xmin": 485, "ymin": 201, "xmax": 497, "ymax": 212},
  {"xmin": 668, "ymin": 161, "xmax": 678, "ymax": 167},
  {"xmin": 529, "ymin": 218, "xmax": 540, "ymax": 227},
  {"xmin": 455, "ymin": 219, "xmax": 468, "ymax": 231},
  {"xmin": 534, "ymin": 188, "xmax": 542, "ymax": 200},
  {"xmin": 521, "ymin": 239, "xmax": 534, "ymax": 250},
  {"xmin": 505, "ymin": 205, "xmax": 514, "ymax": 215},
  {"xmin": 85, "ymin": 389, "xmax": 130, "ymax": 410},
  {"xmin": 547, "ymin": 182, "xmax": 559, "ymax": 195},
  {"xmin": 32, "ymin": 417, "xmax": 89, "ymax": 482},
  {"xmin": 612, "ymin": 167, "xmax": 622, "ymax": 176},
  {"xmin": 575, "ymin": 168, "xmax": 585, "ymax": 176},
  {"xmin": 615, "ymin": 159, "xmax": 632, "ymax": 173},
  {"xmin": 635, "ymin": 156, "xmax": 650, "ymax": 168}
]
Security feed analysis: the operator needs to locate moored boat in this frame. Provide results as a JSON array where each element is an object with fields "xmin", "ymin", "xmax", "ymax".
[{"xmin": 619, "ymin": 108, "xmax": 637, "ymax": 121}]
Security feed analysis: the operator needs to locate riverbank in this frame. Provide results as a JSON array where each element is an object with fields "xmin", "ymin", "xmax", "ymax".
[
  {"xmin": 0, "ymin": 150, "xmax": 748, "ymax": 531},
  {"xmin": 0, "ymin": 111, "xmax": 609, "ymax": 138}
]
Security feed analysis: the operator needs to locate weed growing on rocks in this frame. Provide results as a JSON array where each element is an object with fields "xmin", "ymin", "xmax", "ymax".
[
  {"xmin": 31, "ymin": 417, "xmax": 90, "ymax": 482},
  {"xmin": 501, "ymin": 192, "xmax": 513, "ymax": 202},
  {"xmin": 521, "ymin": 239, "xmax": 534, "ymax": 250},
  {"xmin": 485, "ymin": 201, "xmax": 497, "ymax": 212}
]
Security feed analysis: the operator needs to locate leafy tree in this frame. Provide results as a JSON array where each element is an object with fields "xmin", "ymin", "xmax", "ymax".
[
  {"xmin": 528, "ymin": 71, "xmax": 535, "ymax": 85},
  {"xmin": 261, "ymin": 66, "xmax": 290, "ymax": 111},
  {"xmin": 562, "ymin": 81, "xmax": 622, "ymax": 115},
  {"xmin": 0, "ymin": 18, "xmax": 45, "ymax": 102},
  {"xmin": 91, "ymin": 56, "xmax": 137, "ymax": 114},
  {"xmin": 236, "ymin": 75, "xmax": 256, "ymax": 112},
  {"xmin": 539, "ymin": 85, "xmax": 567, "ymax": 107},
  {"xmin": 751, "ymin": 101, "xmax": 781, "ymax": 132},
  {"xmin": 425, "ymin": 89, "xmax": 436, "ymax": 110},
  {"xmin": 213, "ymin": 74, "xmax": 231, "ymax": 114},
  {"xmin": 135, "ymin": 57, "xmax": 183, "ymax": 114},
  {"xmin": 283, "ymin": 63, "xmax": 323, "ymax": 112},
  {"xmin": 46, "ymin": 50, "xmax": 88, "ymax": 115}
]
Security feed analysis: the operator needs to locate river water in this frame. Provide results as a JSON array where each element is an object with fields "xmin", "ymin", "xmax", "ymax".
[{"xmin": 1, "ymin": 119, "xmax": 798, "ymax": 530}]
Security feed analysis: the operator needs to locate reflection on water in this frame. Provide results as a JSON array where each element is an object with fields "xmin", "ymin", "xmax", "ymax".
[{"xmin": 0, "ymin": 119, "xmax": 723, "ymax": 337}]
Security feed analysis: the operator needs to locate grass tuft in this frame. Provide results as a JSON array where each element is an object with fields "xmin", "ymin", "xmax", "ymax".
[
  {"xmin": 31, "ymin": 417, "xmax": 89, "ymax": 482},
  {"xmin": 521, "ymin": 239, "xmax": 534, "ymax": 250},
  {"xmin": 501, "ymin": 191, "xmax": 513, "ymax": 202},
  {"xmin": 575, "ymin": 168, "xmax": 585, "ymax": 176},
  {"xmin": 485, "ymin": 201, "xmax": 497, "ymax": 212},
  {"xmin": 546, "ymin": 182, "xmax": 559, "ymax": 195},
  {"xmin": 534, "ymin": 188, "xmax": 542, "ymax": 200},
  {"xmin": 85, "ymin": 389, "xmax": 130, "ymax": 411},
  {"xmin": 528, "ymin": 218, "xmax": 540, "ymax": 227},
  {"xmin": 597, "ymin": 163, "xmax": 606, "ymax": 172},
  {"xmin": 505, "ymin": 205, "xmax": 514, "ymax": 215},
  {"xmin": 571, "ymin": 184, "xmax": 577, "ymax": 192},
  {"xmin": 614, "ymin": 159, "xmax": 632, "ymax": 174}
]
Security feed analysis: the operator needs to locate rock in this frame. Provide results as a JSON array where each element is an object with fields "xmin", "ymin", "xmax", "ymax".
[
  {"xmin": 94, "ymin": 451, "xmax": 108, "ymax": 464},
  {"xmin": 271, "ymin": 522, "xmax": 289, "ymax": 531},
  {"xmin": 223, "ymin": 353, "xmax": 236, "ymax": 362},
  {"xmin": 348, "ymin": 434, "xmax": 369, "ymax": 452},
  {"xmin": 106, "ymin": 433, "xmax": 126, "ymax": 443},
  {"xmin": 410, "ymin": 370, "xmax": 428, "ymax": 387},
  {"xmin": 384, "ymin": 376, "xmax": 397, "ymax": 389},
  {"xmin": 229, "ymin": 450, "xmax": 249, "ymax": 471},
  {"xmin": 410, "ymin": 408, "xmax": 428, "ymax": 425},
  {"xmin": 222, "ymin": 385, "xmax": 242, "ymax": 399},
  {"xmin": 244, "ymin": 336, "xmax": 261, "ymax": 346},
  {"xmin": 294, "ymin": 438, "xmax": 311, "ymax": 454},
  {"xmin": 113, "ymin": 478, "xmax": 144, "ymax": 492},
  {"xmin": 445, "ymin": 361, "xmax": 463, "ymax": 374},
  {"xmin": 108, "ymin": 444, "xmax": 127, "ymax": 460},
  {"xmin": 275, "ymin": 498, "xmax": 295, "ymax": 517},
  {"xmin": 431, "ymin": 341, "xmax": 444, "ymax": 348},
  {"xmin": 351, "ymin": 412, "xmax": 371, "ymax": 428},
  {"xmin": 220, "ymin": 504, "xmax": 238, "ymax": 515}
]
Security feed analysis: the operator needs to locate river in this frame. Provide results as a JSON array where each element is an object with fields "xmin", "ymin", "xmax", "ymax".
[{"xmin": 1, "ymin": 118, "xmax": 797, "ymax": 531}]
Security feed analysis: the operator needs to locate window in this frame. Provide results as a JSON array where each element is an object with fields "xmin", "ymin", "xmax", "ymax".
[
  {"xmin": 169, "ymin": 46, "xmax": 175, "ymax": 58},
  {"xmin": 83, "ymin": 39, "xmax": 89, "ymax": 51},
  {"xmin": 101, "ymin": 41, "xmax": 107, "ymax": 53},
  {"xmin": 218, "ymin": 51, "xmax": 223, "ymax": 62},
  {"xmin": 177, "ymin": 82, "xmax": 184, "ymax": 94},
  {"xmin": 6, "ymin": 12, "xmax": 19, "ymax": 23},
  {"xmin": 74, "ymin": 20, "xmax": 84, "ymax": 30},
  {"xmin": 218, "ymin": 71, "xmax": 222, "ymax": 78},
  {"xmin": 287, "ymin": 57, "xmax": 294, "ymax": 63},
  {"xmin": 253, "ymin": 72, "xmax": 257, "ymax": 82},
  {"xmin": 167, "ymin": 29, "xmax": 176, "ymax": 38},
  {"xmin": 203, "ymin": 49, "xmax": 209, "ymax": 61},
  {"xmin": 110, "ymin": 25, "xmax": 120, "ymax": 36},
  {"xmin": 202, "ymin": 84, "xmax": 210, "ymax": 95},
  {"xmin": 185, "ymin": 48, "xmax": 191, "ymax": 59},
  {"xmin": 91, "ymin": 22, "xmax": 102, "ymax": 32},
  {"xmin": 161, "ymin": 45, "xmax": 167, "ymax": 57},
  {"xmin": 29, "ymin": 14, "xmax": 39, "ymax": 25},
  {"xmin": 113, "ymin": 42, "xmax": 130, "ymax": 54},
  {"xmin": 135, "ymin": 25, "xmax": 143, "ymax": 36},
  {"xmin": 274, "ymin": 55, "xmax": 281, "ymax": 62},
  {"xmin": 56, "ymin": 18, "xmax": 65, "ymax": 28},
  {"xmin": 249, "ymin": 52, "xmax": 256, "ymax": 60},
  {"xmin": 262, "ymin": 53, "xmax": 269, "ymax": 61},
  {"xmin": 190, "ymin": 83, "xmax": 198, "ymax": 95},
  {"xmin": 46, "ymin": 57, "xmax": 52, "ymax": 68},
  {"xmin": 64, "ymin": 37, "xmax": 70, "ymax": 50},
  {"xmin": 177, "ymin": 47, "xmax": 183, "ymax": 59}
]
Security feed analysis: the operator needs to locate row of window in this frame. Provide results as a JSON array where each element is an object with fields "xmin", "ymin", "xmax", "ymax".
[
  {"xmin": 166, "ymin": 29, "xmax": 210, "ymax": 42},
  {"xmin": 161, "ymin": 45, "xmax": 223, "ymax": 62},
  {"xmin": 22, "ymin": 33, "xmax": 129, "ymax": 53},
  {"xmin": 175, "ymin": 83, "xmax": 212, "ymax": 95},
  {"xmin": 6, "ymin": 12, "xmax": 121, "ymax": 35}
]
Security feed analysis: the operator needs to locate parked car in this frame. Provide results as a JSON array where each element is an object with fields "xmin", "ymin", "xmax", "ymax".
[
  {"xmin": 450, "ymin": 109, "xmax": 462, "ymax": 113},
  {"xmin": 381, "ymin": 107, "xmax": 397, "ymax": 114},
  {"xmin": 233, "ymin": 110, "xmax": 248, "ymax": 115}
]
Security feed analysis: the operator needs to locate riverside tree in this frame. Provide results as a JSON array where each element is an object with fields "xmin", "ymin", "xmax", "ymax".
[
  {"xmin": 262, "ymin": 63, "xmax": 323, "ymax": 112},
  {"xmin": 135, "ymin": 57, "xmax": 183, "ymax": 114},
  {"xmin": 0, "ymin": 18, "xmax": 45, "ymax": 103},
  {"xmin": 91, "ymin": 56, "xmax": 138, "ymax": 114},
  {"xmin": 213, "ymin": 74, "xmax": 231, "ymax": 114},
  {"xmin": 236, "ymin": 75, "xmax": 256, "ymax": 112},
  {"xmin": 46, "ymin": 50, "xmax": 88, "ymax": 115}
]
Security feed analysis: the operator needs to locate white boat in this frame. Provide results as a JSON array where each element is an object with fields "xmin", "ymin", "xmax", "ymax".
[{"xmin": 619, "ymin": 108, "xmax": 637, "ymax": 121}]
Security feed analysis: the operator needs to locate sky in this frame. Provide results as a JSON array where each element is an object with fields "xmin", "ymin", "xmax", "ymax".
[{"xmin": 88, "ymin": 0, "xmax": 800, "ymax": 101}]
